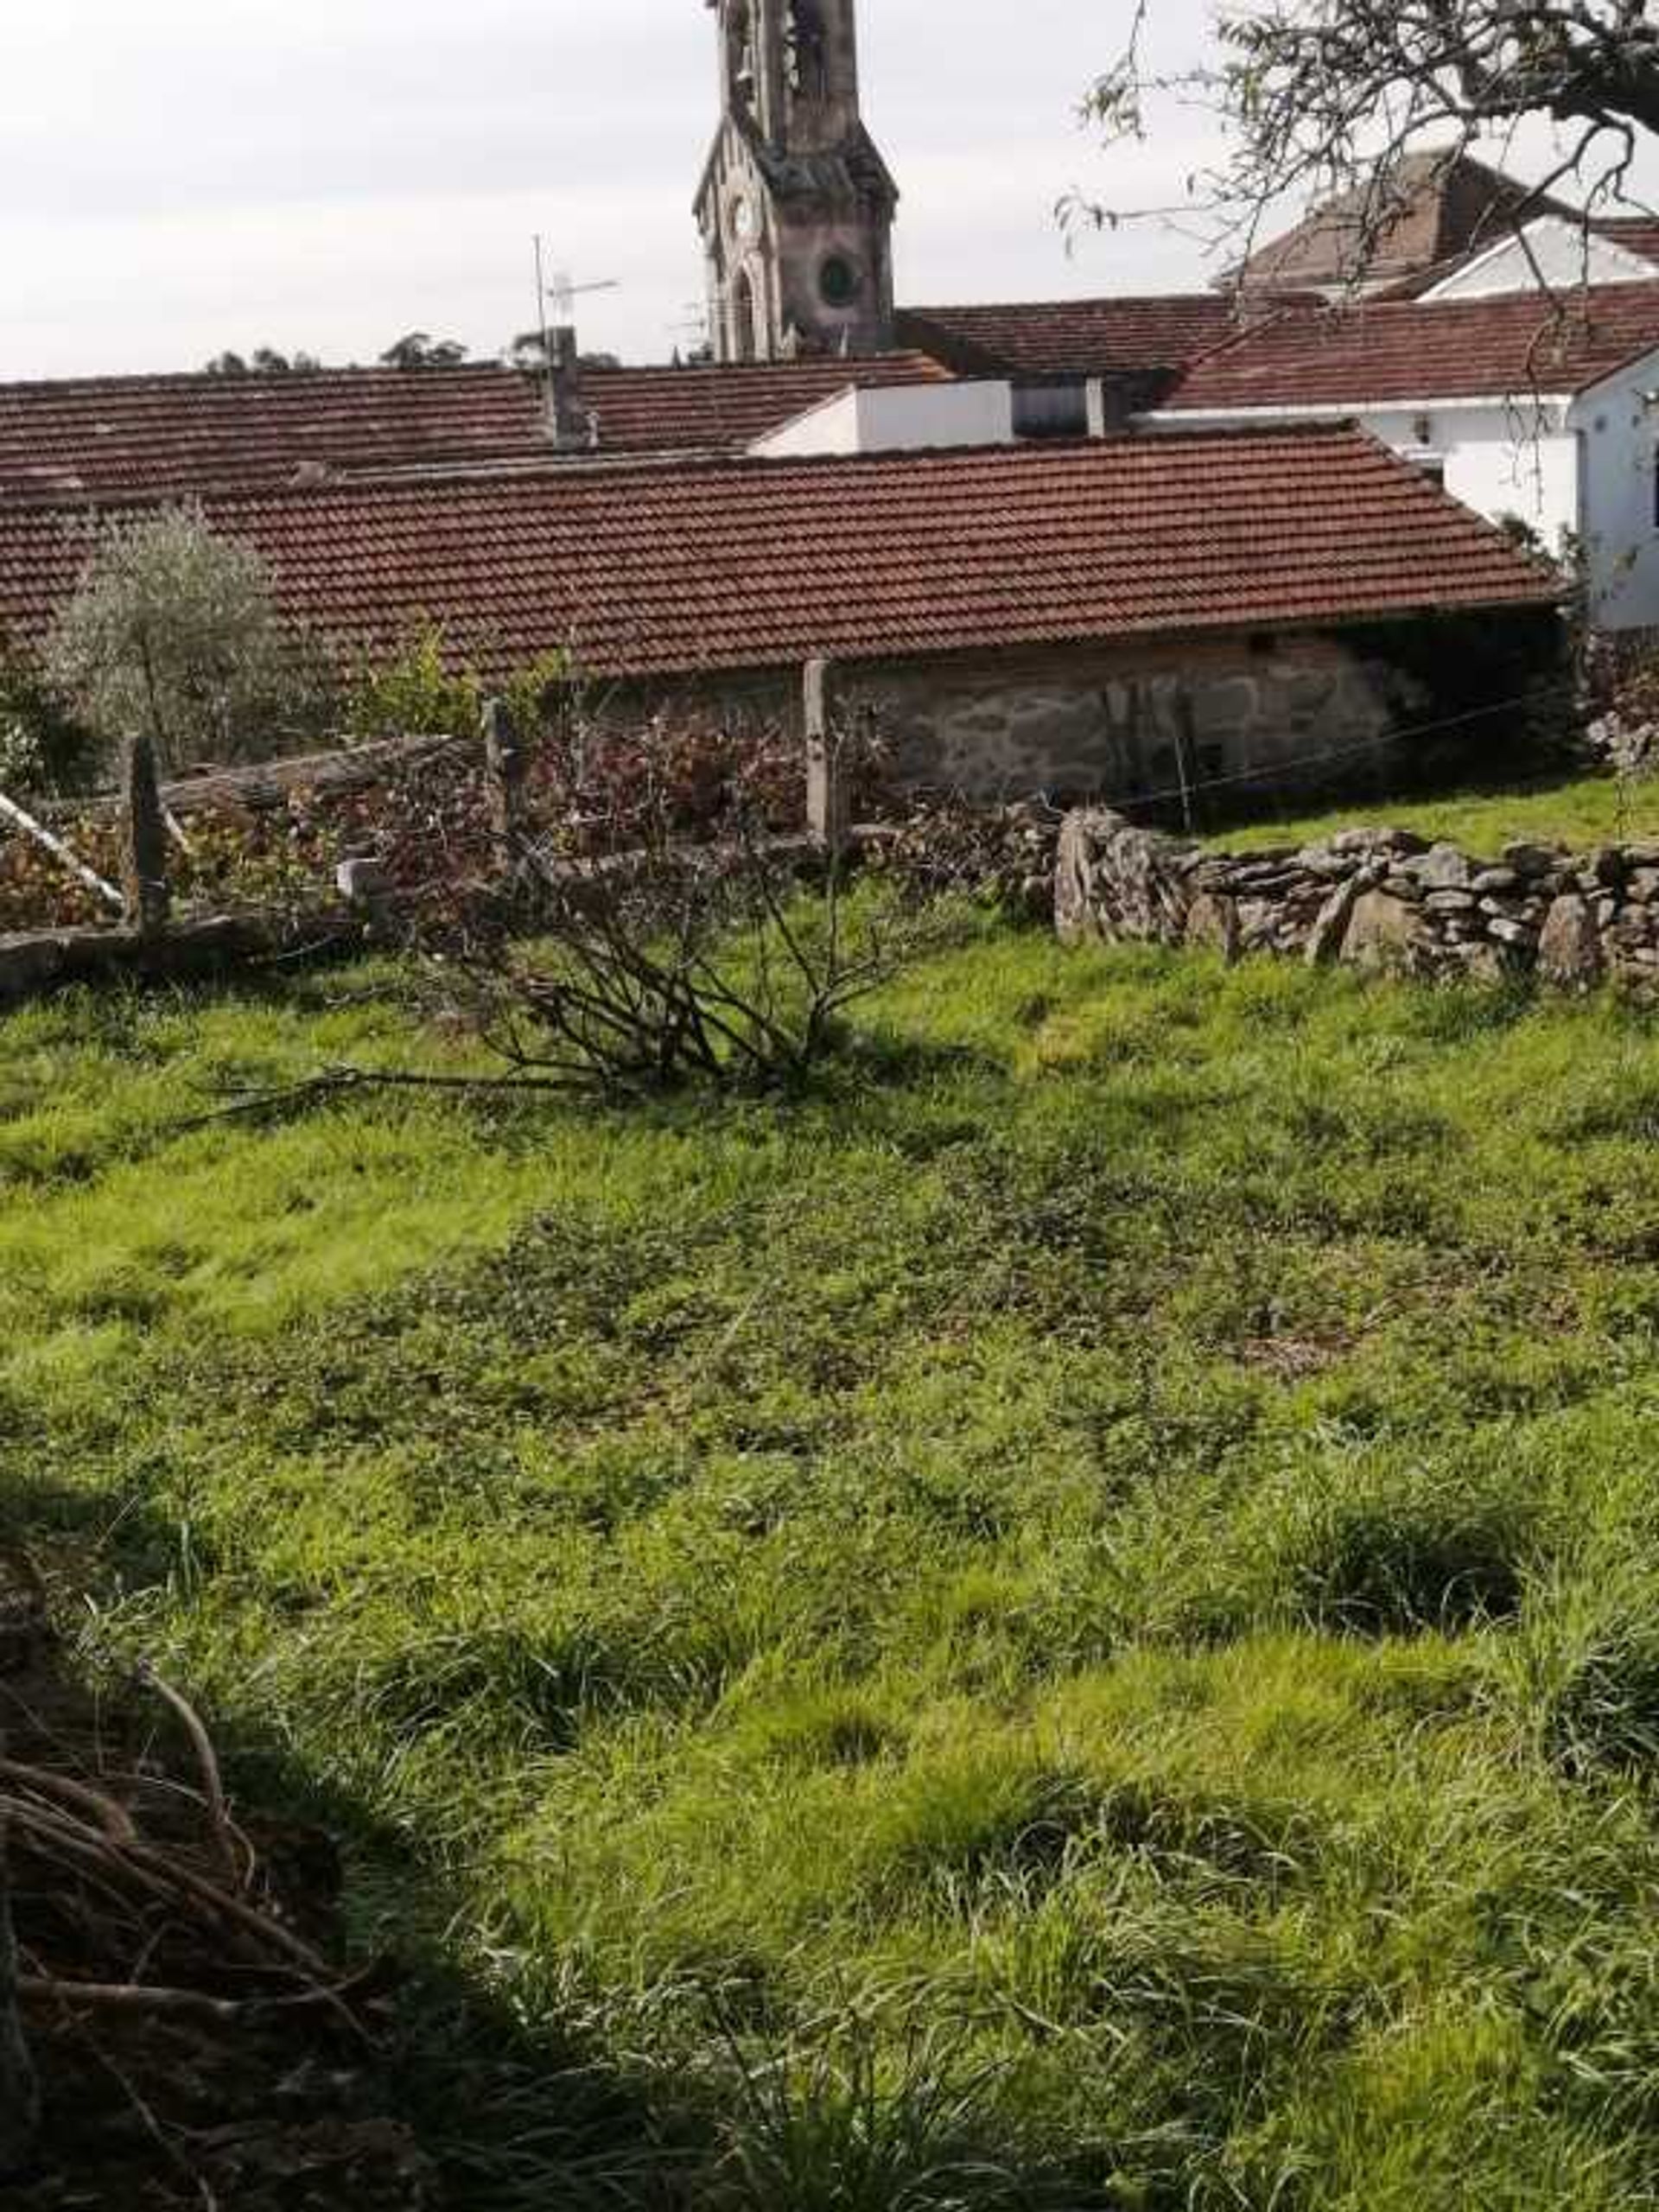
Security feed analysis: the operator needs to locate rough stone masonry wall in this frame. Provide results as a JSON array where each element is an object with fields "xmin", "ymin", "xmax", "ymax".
[
  {"xmin": 1056, "ymin": 810, "xmax": 1654, "ymax": 992},
  {"xmin": 871, "ymin": 634, "xmax": 1413, "ymax": 806}
]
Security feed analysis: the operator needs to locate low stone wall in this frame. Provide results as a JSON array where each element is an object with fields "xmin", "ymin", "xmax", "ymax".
[{"xmin": 1056, "ymin": 809, "xmax": 1653, "ymax": 992}]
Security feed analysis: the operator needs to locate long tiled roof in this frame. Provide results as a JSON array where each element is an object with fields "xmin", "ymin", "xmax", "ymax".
[
  {"xmin": 0, "ymin": 355, "xmax": 950, "ymax": 500},
  {"xmin": 1161, "ymin": 284, "xmax": 1659, "ymax": 410},
  {"xmin": 897, "ymin": 297, "xmax": 1236, "ymax": 378},
  {"xmin": 0, "ymin": 428, "xmax": 1555, "ymax": 681}
]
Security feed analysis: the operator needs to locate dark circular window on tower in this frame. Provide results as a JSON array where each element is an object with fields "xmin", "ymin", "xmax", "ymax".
[{"xmin": 818, "ymin": 254, "xmax": 861, "ymax": 308}]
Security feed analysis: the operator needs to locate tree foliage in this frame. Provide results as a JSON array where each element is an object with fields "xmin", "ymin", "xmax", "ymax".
[
  {"xmin": 204, "ymin": 348, "xmax": 322, "ymax": 376},
  {"xmin": 46, "ymin": 507, "xmax": 335, "ymax": 773},
  {"xmin": 0, "ymin": 636, "xmax": 99, "ymax": 797},
  {"xmin": 379, "ymin": 332, "xmax": 469, "ymax": 371},
  {"xmin": 1085, "ymin": 1, "xmax": 1659, "ymax": 275},
  {"xmin": 341, "ymin": 624, "xmax": 569, "ymax": 746}
]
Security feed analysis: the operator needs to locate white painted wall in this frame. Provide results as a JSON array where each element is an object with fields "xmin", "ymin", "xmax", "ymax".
[
  {"xmin": 1421, "ymin": 217, "xmax": 1659, "ymax": 302},
  {"xmin": 1570, "ymin": 356, "xmax": 1659, "ymax": 628},
  {"xmin": 751, "ymin": 378, "xmax": 1015, "ymax": 457}
]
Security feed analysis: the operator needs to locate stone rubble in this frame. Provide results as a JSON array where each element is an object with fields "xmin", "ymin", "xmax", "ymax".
[{"xmin": 1055, "ymin": 809, "xmax": 1659, "ymax": 992}]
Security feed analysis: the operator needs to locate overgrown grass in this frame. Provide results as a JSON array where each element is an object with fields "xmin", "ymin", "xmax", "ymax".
[
  {"xmin": 1218, "ymin": 766, "xmax": 1659, "ymax": 855},
  {"xmin": 10, "ymin": 931, "xmax": 1659, "ymax": 2204}
]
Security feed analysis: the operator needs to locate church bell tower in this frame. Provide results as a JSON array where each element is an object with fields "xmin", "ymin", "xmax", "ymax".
[{"xmin": 695, "ymin": 0, "xmax": 899, "ymax": 363}]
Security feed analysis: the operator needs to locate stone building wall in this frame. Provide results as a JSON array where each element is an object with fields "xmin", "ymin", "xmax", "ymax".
[
  {"xmin": 1056, "ymin": 809, "xmax": 1650, "ymax": 993},
  {"xmin": 854, "ymin": 634, "xmax": 1417, "ymax": 807},
  {"xmin": 605, "ymin": 608, "xmax": 1560, "ymax": 814}
]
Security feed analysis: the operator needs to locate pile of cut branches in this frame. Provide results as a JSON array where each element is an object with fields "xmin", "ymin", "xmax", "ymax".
[{"xmin": 0, "ymin": 1557, "xmax": 433, "ymax": 2209}]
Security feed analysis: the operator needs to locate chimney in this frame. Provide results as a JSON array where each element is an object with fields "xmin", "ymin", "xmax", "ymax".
[{"xmin": 546, "ymin": 326, "xmax": 593, "ymax": 451}]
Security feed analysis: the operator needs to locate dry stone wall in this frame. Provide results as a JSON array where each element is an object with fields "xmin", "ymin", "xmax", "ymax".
[{"xmin": 1056, "ymin": 808, "xmax": 1659, "ymax": 992}]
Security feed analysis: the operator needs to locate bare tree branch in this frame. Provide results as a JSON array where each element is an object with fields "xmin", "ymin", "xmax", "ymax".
[{"xmin": 1077, "ymin": 0, "xmax": 1659, "ymax": 289}]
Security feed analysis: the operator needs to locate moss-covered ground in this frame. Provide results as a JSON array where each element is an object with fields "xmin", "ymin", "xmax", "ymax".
[{"xmin": 9, "ymin": 928, "xmax": 1659, "ymax": 2206}]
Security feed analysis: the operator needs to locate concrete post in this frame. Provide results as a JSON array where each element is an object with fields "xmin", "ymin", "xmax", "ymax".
[
  {"xmin": 482, "ymin": 696, "xmax": 526, "ymax": 873},
  {"xmin": 804, "ymin": 658, "xmax": 849, "ymax": 856},
  {"xmin": 119, "ymin": 730, "xmax": 170, "ymax": 938}
]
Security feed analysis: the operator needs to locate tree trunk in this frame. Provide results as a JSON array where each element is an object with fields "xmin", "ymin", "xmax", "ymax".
[{"xmin": 0, "ymin": 1824, "xmax": 39, "ymax": 2176}]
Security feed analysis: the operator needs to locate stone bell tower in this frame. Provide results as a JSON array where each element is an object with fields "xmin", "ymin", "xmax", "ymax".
[{"xmin": 695, "ymin": 0, "xmax": 899, "ymax": 363}]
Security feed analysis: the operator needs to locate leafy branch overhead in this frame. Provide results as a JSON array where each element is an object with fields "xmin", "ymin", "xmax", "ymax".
[{"xmin": 1084, "ymin": 0, "xmax": 1659, "ymax": 273}]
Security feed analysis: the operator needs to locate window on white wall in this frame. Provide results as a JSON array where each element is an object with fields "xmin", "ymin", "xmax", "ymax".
[{"xmin": 1013, "ymin": 382, "xmax": 1089, "ymax": 441}]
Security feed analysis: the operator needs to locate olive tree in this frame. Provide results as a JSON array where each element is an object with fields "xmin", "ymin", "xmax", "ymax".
[
  {"xmin": 46, "ymin": 506, "xmax": 334, "ymax": 774},
  {"xmin": 1086, "ymin": 1, "xmax": 1659, "ymax": 278}
]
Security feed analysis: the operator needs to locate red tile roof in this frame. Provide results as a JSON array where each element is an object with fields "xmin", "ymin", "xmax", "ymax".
[
  {"xmin": 897, "ymin": 297, "xmax": 1236, "ymax": 378},
  {"xmin": 1161, "ymin": 283, "xmax": 1659, "ymax": 411},
  {"xmin": 0, "ymin": 428, "xmax": 1555, "ymax": 682},
  {"xmin": 0, "ymin": 356, "xmax": 951, "ymax": 501},
  {"xmin": 1594, "ymin": 216, "xmax": 1659, "ymax": 266},
  {"xmin": 1234, "ymin": 152, "xmax": 1571, "ymax": 295}
]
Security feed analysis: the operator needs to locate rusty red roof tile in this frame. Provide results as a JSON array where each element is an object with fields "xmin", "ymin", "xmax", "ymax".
[
  {"xmin": 897, "ymin": 297, "xmax": 1236, "ymax": 379},
  {"xmin": 0, "ymin": 427, "xmax": 1556, "ymax": 683},
  {"xmin": 1233, "ymin": 153, "xmax": 1573, "ymax": 295},
  {"xmin": 1161, "ymin": 283, "xmax": 1659, "ymax": 411},
  {"xmin": 0, "ymin": 356, "xmax": 952, "ymax": 501}
]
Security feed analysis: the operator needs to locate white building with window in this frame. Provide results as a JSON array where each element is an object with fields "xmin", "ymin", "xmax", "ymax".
[{"xmin": 1142, "ymin": 282, "xmax": 1659, "ymax": 632}]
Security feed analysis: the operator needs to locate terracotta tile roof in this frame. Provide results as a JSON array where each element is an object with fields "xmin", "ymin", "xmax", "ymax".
[
  {"xmin": 0, "ymin": 356, "xmax": 951, "ymax": 501},
  {"xmin": 897, "ymin": 297, "xmax": 1236, "ymax": 379},
  {"xmin": 1161, "ymin": 283, "xmax": 1659, "ymax": 410},
  {"xmin": 0, "ymin": 428, "xmax": 1555, "ymax": 682},
  {"xmin": 1594, "ymin": 216, "xmax": 1659, "ymax": 266},
  {"xmin": 586, "ymin": 354, "xmax": 950, "ymax": 454},
  {"xmin": 1235, "ymin": 152, "xmax": 1570, "ymax": 294}
]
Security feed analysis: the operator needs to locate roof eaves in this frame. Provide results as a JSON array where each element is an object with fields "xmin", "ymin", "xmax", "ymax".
[
  {"xmin": 1146, "ymin": 391, "xmax": 1576, "ymax": 419},
  {"xmin": 1565, "ymin": 331, "xmax": 1659, "ymax": 400}
]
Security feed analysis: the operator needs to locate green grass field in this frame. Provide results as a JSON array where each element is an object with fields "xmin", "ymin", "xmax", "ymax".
[
  {"xmin": 10, "ymin": 925, "xmax": 1659, "ymax": 2207},
  {"xmin": 1218, "ymin": 766, "xmax": 1659, "ymax": 856}
]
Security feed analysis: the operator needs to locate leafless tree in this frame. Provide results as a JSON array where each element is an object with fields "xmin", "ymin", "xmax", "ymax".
[
  {"xmin": 441, "ymin": 782, "xmax": 916, "ymax": 1098},
  {"xmin": 1082, "ymin": 1, "xmax": 1659, "ymax": 284}
]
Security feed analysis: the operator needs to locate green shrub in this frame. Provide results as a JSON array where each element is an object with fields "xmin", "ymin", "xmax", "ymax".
[
  {"xmin": 0, "ymin": 636, "xmax": 99, "ymax": 796},
  {"xmin": 342, "ymin": 625, "xmax": 568, "ymax": 742}
]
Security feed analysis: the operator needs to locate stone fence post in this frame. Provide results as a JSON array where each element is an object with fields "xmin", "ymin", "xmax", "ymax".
[
  {"xmin": 804, "ymin": 658, "xmax": 849, "ymax": 857},
  {"xmin": 482, "ymin": 697, "xmax": 526, "ymax": 873},
  {"xmin": 120, "ymin": 730, "xmax": 170, "ymax": 940}
]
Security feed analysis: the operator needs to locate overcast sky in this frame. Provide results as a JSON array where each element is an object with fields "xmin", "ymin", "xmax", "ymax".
[{"xmin": 1, "ymin": 2, "xmax": 1649, "ymax": 381}]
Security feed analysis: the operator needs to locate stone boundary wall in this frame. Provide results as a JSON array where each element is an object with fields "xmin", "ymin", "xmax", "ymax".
[{"xmin": 1056, "ymin": 810, "xmax": 1643, "ymax": 992}]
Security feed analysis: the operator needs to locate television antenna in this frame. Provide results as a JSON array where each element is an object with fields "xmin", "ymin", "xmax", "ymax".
[{"xmin": 534, "ymin": 236, "xmax": 620, "ymax": 343}]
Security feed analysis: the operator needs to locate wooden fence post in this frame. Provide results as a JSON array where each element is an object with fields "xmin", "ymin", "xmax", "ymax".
[
  {"xmin": 804, "ymin": 658, "xmax": 849, "ymax": 857},
  {"xmin": 482, "ymin": 697, "xmax": 525, "ymax": 873},
  {"xmin": 120, "ymin": 730, "xmax": 170, "ymax": 938}
]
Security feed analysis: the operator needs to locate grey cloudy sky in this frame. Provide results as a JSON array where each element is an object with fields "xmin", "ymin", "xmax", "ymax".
[{"xmin": 0, "ymin": 2, "xmax": 1643, "ymax": 380}]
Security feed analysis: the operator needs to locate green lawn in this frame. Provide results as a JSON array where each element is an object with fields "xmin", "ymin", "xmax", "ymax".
[
  {"xmin": 10, "ymin": 934, "xmax": 1659, "ymax": 2206},
  {"xmin": 1219, "ymin": 766, "xmax": 1659, "ymax": 856}
]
